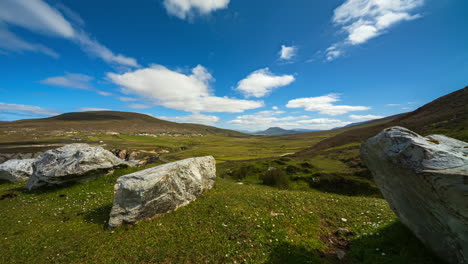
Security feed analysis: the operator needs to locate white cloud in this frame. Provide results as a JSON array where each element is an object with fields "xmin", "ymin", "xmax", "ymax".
[
  {"xmin": 236, "ymin": 68, "xmax": 295, "ymax": 98},
  {"xmin": 108, "ymin": 65, "xmax": 263, "ymax": 113},
  {"xmin": 0, "ymin": 26, "xmax": 59, "ymax": 58},
  {"xmin": 349, "ymin": 114, "xmax": 384, "ymax": 121},
  {"xmin": 118, "ymin": 96, "xmax": 138, "ymax": 102},
  {"xmin": 74, "ymin": 31, "xmax": 140, "ymax": 67},
  {"xmin": 75, "ymin": 107, "xmax": 110, "ymax": 112},
  {"xmin": 272, "ymin": 106, "xmax": 279, "ymax": 110},
  {"xmin": 0, "ymin": 0, "xmax": 138, "ymax": 67},
  {"xmin": 279, "ymin": 45, "xmax": 297, "ymax": 60},
  {"xmin": 163, "ymin": 0, "xmax": 230, "ymax": 19},
  {"xmin": 286, "ymin": 94, "xmax": 370, "ymax": 116},
  {"xmin": 386, "ymin": 103, "xmax": 400, "ymax": 106},
  {"xmin": 158, "ymin": 114, "xmax": 220, "ymax": 126},
  {"xmin": 126, "ymin": 104, "xmax": 151, "ymax": 109},
  {"xmin": 97, "ymin": 91, "xmax": 113, "ymax": 96},
  {"xmin": 40, "ymin": 73, "xmax": 93, "ymax": 90},
  {"xmin": 228, "ymin": 110, "xmax": 350, "ymax": 131},
  {"xmin": 0, "ymin": 102, "xmax": 60, "ymax": 116},
  {"xmin": 326, "ymin": 0, "xmax": 424, "ymax": 60}
]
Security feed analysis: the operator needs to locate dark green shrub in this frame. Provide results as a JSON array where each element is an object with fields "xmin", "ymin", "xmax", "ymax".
[
  {"xmin": 273, "ymin": 159, "xmax": 286, "ymax": 165},
  {"xmin": 230, "ymin": 164, "xmax": 254, "ymax": 180},
  {"xmin": 261, "ymin": 167, "xmax": 289, "ymax": 189},
  {"xmin": 285, "ymin": 165, "xmax": 300, "ymax": 174}
]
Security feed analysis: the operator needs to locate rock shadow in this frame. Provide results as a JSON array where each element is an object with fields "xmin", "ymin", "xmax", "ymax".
[
  {"xmin": 266, "ymin": 242, "xmax": 336, "ymax": 264},
  {"xmin": 83, "ymin": 203, "xmax": 113, "ymax": 228},
  {"xmin": 348, "ymin": 221, "xmax": 445, "ymax": 264}
]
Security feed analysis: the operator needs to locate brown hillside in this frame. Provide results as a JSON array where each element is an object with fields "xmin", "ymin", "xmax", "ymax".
[
  {"xmin": 295, "ymin": 86, "xmax": 468, "ymax": 157},
  {"xmin": 0, "ymin": 111, "xmax": 247, "ymax": 137}
]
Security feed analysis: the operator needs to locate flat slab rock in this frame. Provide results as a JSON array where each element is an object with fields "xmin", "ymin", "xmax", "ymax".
[
  {"xmin": 108, "ymin": 156, "xmax": 216, "ymax": 228},
  {"xmin": 26, "ymin": 144, "xmax": 128, "ymax": 190},
  {"xmin": 0, "ymin": 159, "xmax": 35, "ymax": 182},
  {"xmin": 361, "ymin": 126, "xmax": 468, "ymax": 264}
]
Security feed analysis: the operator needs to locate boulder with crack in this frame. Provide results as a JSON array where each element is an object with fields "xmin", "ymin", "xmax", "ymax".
[
  {"xmin": 25, "ymin": 144, "xmax": 128, "ymax": 190},
  {"xmin": 0, "ymin": 159, "xmax": 35, "ymax": 182},
  {"xmin": 361, "ymin": 126, "xmax": 468, "ymax": 264},
  {"xmin": 108, "ymin": 156, "xmax": 216, "ymax": 228}
]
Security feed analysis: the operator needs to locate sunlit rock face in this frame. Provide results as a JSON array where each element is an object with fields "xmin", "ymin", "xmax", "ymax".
[
  {"xmin": 361, "ymin": 127, "xmax": 468, "ymax": 264},
  {"xmin": 26, "ymin": 144, "xmax": 128, "ymax": 190},
  {"xmin": 108, "ymin": 156, "xmax": 216, "ymax": 228},
  {"xmin": 0, "ymin": 159, "xmax": 34, "ymax": 182}
]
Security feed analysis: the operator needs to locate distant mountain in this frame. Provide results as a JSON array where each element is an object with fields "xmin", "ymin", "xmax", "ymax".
[
  {"xmin": 295, "ymin": 86, "xmax": 468, "ymax": 157},
  {"xmin": 253, "ymin": 127, "xmax": 316, "ymax": 136},
  {"xmin": 0, "ymin": 111, "xmax": 247, "ymax": 137}
]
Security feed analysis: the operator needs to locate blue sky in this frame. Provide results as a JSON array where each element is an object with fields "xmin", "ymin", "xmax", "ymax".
[{"xmin": 0, "ymin": 0, "xmax": 467, "ymax": 131}]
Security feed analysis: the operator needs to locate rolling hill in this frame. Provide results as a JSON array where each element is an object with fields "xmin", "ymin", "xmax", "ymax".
[
  {"xmin": 295, "ymin": 86, "xmax": 468, "ymax": 157},
  {"xmin": 0, "ymin": 111, "xmax": 246, "ymax": 137},
  {"xmin": 252, "ymin": 127, "xmax": 311, "ymax": 136}
]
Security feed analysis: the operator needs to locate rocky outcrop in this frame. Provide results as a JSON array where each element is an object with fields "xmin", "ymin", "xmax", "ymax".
[
  {"xmin": 26, "ymin": 144, "xmax": 128, "ymax": 190},
  {"xmin": 0, "ymin": 159, "xmax": 35, "ymax": 182},
  {"xmin": 108, "ymin": 156, "xmax": 216, "ymax": 228},
  {"xmin": 361, "ymin": 127, "xmax": 468, "ymax": 264}
]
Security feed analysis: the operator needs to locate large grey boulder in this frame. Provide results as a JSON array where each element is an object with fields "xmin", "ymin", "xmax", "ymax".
[
  {"xmin": 108, "ymin": 156, "xmax": 216, "ymax": 228},
  {"xmin": 0, "ymin": 159, "xmax": 35, "ymax": 182},
  {"xmin": 26, "ymin": 144, "xmax": 128, "ymax": 190},
  {"xmin": 361, "ymin": 126, "xmax": 468, "ymax": 264}
]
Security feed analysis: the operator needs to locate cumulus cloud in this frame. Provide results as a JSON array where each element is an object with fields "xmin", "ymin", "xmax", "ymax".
[
  {"xmin": 236, "ymin": 68, "xmax": 295, "ymax": 98},
  {"xmin": 228, "ymin": 110, "xmax": 350, "ymax": 131},
  {"xmin": 326, "ymin": 0, "xmax": 424, "ymax": 60},
  {"xmin": 163, "ymin": 0, "xmax": 230, "ymax": 19},
  {"xmin": 279, "ymin": 45, "xmax": 297, "ymax": 60},
  {"xmin": 40, "ymin": 73, "xmax": 93, "ymax": 90},
  {"xmin": 0, "ymin": 102, "xmax": 61, "ymax": 116},
  {"xmin": 108, "ymin": 65, "xmax": 263, "ymax": 113},
  {"xmin": 0, "ymin": 0, "xmax": 138, "ymax": 67},
  {"xmin": 286, "ymin": 94, "xmax": 370, "ymax": 116},
  {"xmin": 349, "ymin": 114, "xmax": 384, "ymax": 121},
  {"xmin": 158, "ymin": 114, "xmax": 220, "ymax": 126},
  {"xmin": 75, "ymin": 107, "xmax": 110, "ymax": 112}
]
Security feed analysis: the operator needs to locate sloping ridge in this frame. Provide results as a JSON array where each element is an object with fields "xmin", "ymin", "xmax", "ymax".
[
  {"xmin": 0, "ymin": 111, "xmax": 246, "ymax": 137},
  {"xmin": 296, "ymin": 86, "xmax": 468, "ymax": 156}
]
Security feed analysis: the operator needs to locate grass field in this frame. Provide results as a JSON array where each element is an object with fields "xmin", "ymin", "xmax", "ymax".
[
  {"xmin": 0, "ymin": 166, "xmax": 441, "ymax": 264},
  {"xmin": 0, "ymin": 118, "xmax": 449, "ymax": 263}
]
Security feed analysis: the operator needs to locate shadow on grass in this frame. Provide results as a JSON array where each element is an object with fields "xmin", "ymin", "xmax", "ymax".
[
  {"xmin": 83, "ymin": 203, "xmax": 113, "ymax": 228},
  {"xmin": 348, "ymin": 221, "xmax": 445, "ymax": 264},
  {"xmin": 266, "ymin": 242, "xmax": 334, "ymax": 264},
  {"xmin": 291, "ymin": 174, "xmax": 381, "ymax": 198},
  {"xmin": 9, "ymin": 181, "xmax": 81, "ymax": 195},
  {"xmin": 0, "ymin": 179, "xmax": 12, "ymax": 185}
]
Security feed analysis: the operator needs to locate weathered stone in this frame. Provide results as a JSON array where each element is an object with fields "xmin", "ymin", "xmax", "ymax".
[
  {"xmin": 108, "ymin": 156, "xmax": 216, "ymax": 228},
  {"xmin": 361, "ymin": 126, "xmax": 468, "ymax": 264},
  {"xmin": 26, "ymin": 144, "xmax": 128, "ymax": 190},
  {"xmin": 0, "ymin": 159, "xmax": 34, "ymax": 182}
]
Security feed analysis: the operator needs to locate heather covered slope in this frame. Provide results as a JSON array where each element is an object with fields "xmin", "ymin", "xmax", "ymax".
[
  {"xmin": 0, "ymin": 111, "xmax": 246, "ymax": 137},
  {"xmin": 295, "ymin": 86, "xmax": 468, "ymax": 156}
]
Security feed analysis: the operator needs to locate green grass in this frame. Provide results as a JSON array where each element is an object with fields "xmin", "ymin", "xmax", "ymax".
[{"xmin": 0, "ymin": 165, "xmax": 442, "ymax": 264}]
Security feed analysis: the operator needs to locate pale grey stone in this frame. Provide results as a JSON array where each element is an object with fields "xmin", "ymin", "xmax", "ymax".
[
  {"xmin": 0, "ymin": 159, "xmax": 34, "ymax": 182},
  {"xmin": 108, "ymin": 156, "xmax": 216, "ymax": 228},
  {"xmin": 26, "ymin": 144, "xmax": 128, "ymax": 190},
  {"xmin": 361, "ymin": 126, "xmax": 468, "ymax": 264}
]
